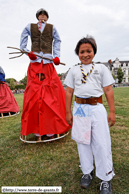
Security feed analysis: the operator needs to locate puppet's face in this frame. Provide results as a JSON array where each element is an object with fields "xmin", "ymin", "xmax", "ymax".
[
  {"xmin": 38, "ymin": 13, "xmax": 48, "ymax": 22},
  {"xmin": 78, "ymin": 43, "xmax": 94, "ymax": 65}
]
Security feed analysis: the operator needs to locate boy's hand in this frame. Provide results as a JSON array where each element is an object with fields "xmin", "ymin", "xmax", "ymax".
[
  {"xmin": 53, "ymin": 57, "xmax": 60, "ymax": 65},
  {"xmin": 108, "ymin": 112, "xmax": 116, "ymax": 127},
  {"xmin": 66, "ymin": 112, "xmax": 73, "ymax": 126},
  {"xmin": 28, "ymin": 51, "xmax": 37, "ymax": 60}
]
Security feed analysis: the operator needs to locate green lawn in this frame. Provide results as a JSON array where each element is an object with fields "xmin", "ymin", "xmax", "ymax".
[{"xmin": 0, "ymin": 87, "xmax": 129, "ymax": 194}]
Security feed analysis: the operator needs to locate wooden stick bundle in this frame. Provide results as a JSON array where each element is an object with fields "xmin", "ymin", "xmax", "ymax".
[{"xmin": 7, "ymin": 46, "xmax": 65, "ymax": 66}]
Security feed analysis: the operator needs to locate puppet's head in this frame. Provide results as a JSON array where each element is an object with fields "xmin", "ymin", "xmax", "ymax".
[{"xmin": 36, "ymin": 8, "xmax": 49, "ymax": 20}]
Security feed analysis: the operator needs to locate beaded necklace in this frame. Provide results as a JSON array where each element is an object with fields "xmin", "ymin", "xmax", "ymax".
[{"xmin": 80, "ymin": 62, "xmax": 95, "ymax": 83}]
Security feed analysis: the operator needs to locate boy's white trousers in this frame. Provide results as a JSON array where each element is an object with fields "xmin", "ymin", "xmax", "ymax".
[{"xmin": 72, "ymin": 102, "xmax": 115, "ymax": 181}]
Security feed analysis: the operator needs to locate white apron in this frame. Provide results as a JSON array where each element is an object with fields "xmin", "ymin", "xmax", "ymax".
[{"xmin": 72, "ymin": 102, "xmax": 92, "ymax": 145}]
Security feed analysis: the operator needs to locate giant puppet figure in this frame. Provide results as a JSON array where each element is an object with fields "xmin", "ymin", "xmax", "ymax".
[
  {"xmin": 0, "ymin": 66, "xmax": 19, "ymax": 117},
  {"xmin": 20, "ymin": 8, "xmax": 71, "ymax": 140}
]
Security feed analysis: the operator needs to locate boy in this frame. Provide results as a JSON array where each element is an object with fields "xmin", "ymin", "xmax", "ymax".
[{"xmin": 64, "ymin": 36, "xmax": 115, "ymax": 194}]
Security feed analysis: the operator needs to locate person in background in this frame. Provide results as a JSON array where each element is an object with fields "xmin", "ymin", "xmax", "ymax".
[
  {"xmin": 0, "ymin": 66, "xmax": 19, "ymax": 116},
  {"xmin": 0, "ymin": 66, "xmax": 6, "ymax": 84}
]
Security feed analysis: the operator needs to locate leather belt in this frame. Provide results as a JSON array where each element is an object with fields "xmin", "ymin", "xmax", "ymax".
[{"xmin": 75, "ymin": 96, "xmax": 102, "ymax": 105}]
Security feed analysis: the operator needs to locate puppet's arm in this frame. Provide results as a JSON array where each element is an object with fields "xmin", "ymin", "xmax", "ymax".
[
  {"xmin": 53, "ymin": 26, "xmax": 61, "ymax": 58},
  {"xmin": 20, "ymin": 24, "xmax": 37, "ymax": 60},
  {"xmin": 20, "ymin": 23, "xmax": 31, "ymax": 53}
]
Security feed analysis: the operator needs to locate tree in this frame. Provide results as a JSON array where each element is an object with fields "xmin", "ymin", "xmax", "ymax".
[
  {"xmin": 112, "ymin": 72, "xmax": 115, "ymax": 80},
  {"xmin": 15, "ymin": 84, "xmax": 25, "ymax": 89},
  {"xmin": 58, "ymin": 73, "xmax": 63, "ymax": 77},
  {"xmin": 117, "ymin": 68, "xmax": 124, "ymax": 83},
  {"xmin": 9, "ymin": 78, "xmax": 15, "ymax": 90},
  {"xmin": 6, "ymin": 78, "xmax": 16, "ymax": 84},
  {"xmin": 20, "ymin": 75, "xmax": 27, "ymax": 87}
]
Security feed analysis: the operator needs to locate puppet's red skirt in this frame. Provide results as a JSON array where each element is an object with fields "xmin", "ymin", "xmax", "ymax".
[
  {"xmin": 0, "ymin": 83, "xmax": 19, "ymax": 113},
  {"xmin": 21, "ymin": 62, "xmax": 71, "ymax": 136}
]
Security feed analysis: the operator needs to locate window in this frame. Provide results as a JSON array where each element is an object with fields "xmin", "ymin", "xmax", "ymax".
[
  {"xmin": 123, "ymin": 69, "xmax": 126, "ymax": 75},
  {"xmin": 114, "ymin": 71, "xmax": 117, "ymax": 76}
]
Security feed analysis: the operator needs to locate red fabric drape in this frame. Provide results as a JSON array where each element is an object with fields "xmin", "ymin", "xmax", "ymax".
[
  {"xmin": 21, "ymin": 62, "xmax": 71, "ymax": 136},
  {"xmin": 0, "ymin": 83, "xmax": 19, "ymax": 113}
]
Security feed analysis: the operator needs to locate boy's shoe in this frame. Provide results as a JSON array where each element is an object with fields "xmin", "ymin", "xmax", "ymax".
[
  {"xmin": 80, "ymin": 170, "xmax": 94, "ymax": 189},
  {"xmin": 100, "ymin": 181, "xmax": 112, "ymax": 194}
]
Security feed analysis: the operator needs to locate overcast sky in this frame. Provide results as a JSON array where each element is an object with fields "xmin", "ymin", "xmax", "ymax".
[{"xmin": 0, "ymin": 0, "xmax": 129, "ymax": 81}]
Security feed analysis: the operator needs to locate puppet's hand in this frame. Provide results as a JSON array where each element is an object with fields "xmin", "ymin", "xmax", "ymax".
[
  {"xmin": 28, "ymin": 51, "xmax": 37, "ymax": 60},
  {"xmin": 53, "ymin": 57, "xmax": 60, "ymax": 65}
]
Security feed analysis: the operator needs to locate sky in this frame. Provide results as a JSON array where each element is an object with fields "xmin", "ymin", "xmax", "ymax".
[{"xmin": 0, "ymin": 0, "xmax": 129, "ymax": 81}]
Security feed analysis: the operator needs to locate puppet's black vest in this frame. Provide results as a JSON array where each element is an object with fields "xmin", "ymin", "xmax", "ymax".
[{"xmin": 31, "ymin": 23, "xmax": 53, "ymax": 54}]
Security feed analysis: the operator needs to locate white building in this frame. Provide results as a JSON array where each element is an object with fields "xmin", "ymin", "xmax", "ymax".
[
  {"xmin": 99, "ymin": 58, "xmax": 129, "ymax": 84},
  {"xmin": 61, "ymin": 58, "xmax": 129, "ymax": 85}
]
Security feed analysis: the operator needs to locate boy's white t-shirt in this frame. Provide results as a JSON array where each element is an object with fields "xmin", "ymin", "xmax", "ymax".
[{"xmin": 64, "ymin": 63, "xmax": 115, "ymax": 98}]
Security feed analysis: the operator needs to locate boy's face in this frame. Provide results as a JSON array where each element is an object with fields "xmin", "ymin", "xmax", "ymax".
[
  {"xmin": 78, "ymin": 43, "xmax": 94, "ymax": 65},
  {"xmin": 38, "ymin": 13, "xmax": 48, "ymax": 22}
]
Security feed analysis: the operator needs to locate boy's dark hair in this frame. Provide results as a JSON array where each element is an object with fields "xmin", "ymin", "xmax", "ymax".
[{"xmin": 75, "ymin": 35, "xmax": 97, "ymax": 55}]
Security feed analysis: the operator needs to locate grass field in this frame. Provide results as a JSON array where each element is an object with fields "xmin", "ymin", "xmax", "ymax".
[{"xmin": 0, "ymin": 87, "xmax": 129, "ymax": 194}]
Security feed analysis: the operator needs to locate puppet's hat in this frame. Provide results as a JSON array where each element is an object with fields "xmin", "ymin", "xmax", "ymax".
[{"xmin": 36, "ymin": 8, "xmax": 49, "ymax": 20}]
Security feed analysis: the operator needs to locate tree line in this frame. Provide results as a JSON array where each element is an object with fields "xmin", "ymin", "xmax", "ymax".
[
  {"xmin": 6, "ymin": 73, "xmax": 63, "ymax": 90},
  {"xmin": 6, "ymin": 68, "xmax": 124, "ymax": 90},
  {"xmin": 5, "ymin": 75, "xmax": 27, "ymax": 90}
]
